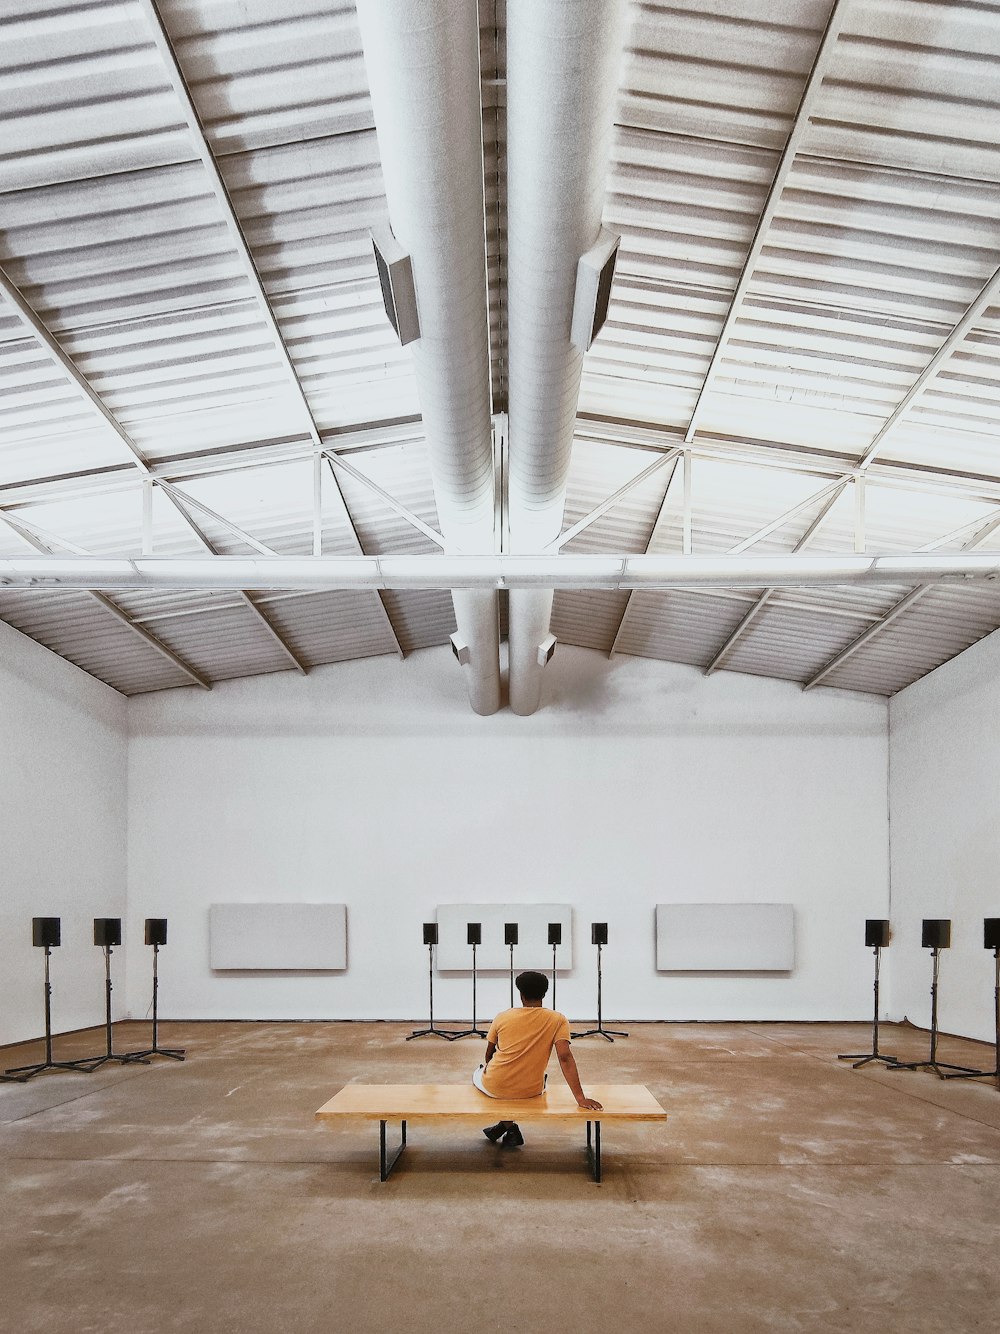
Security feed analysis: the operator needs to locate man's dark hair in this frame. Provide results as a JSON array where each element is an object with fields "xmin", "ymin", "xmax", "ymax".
[{"xmin": 515, "ymin": 970, "xmax": 549, "ymax": 1001}]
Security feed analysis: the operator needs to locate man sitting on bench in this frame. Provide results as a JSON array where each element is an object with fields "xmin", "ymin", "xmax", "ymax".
[{"xmin": 473, "ymin": 969, "xmax": 602, "ymax": 1147}]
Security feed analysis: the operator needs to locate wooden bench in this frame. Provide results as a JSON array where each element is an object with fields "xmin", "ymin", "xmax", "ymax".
[{"xmin": 315, "ymin": 1083, "xmax": 667, "ymax": 1182}]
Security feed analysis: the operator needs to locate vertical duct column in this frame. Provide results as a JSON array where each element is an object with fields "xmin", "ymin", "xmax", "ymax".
[
  {"xmin": 356, "ymin": 0, "xmax": 501, "ymax": 714},
  {"xmin": 505, "ymin": 0, "xmax": 627, "ymax": 714}
]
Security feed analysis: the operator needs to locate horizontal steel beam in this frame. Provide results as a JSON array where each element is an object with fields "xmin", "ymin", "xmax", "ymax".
[{"xmin": 2, "ymin": 554, "xmax": 1000, "ymax": 592}]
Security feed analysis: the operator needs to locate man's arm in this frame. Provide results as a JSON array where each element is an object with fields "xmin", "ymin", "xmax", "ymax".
[
  {"xmin": 483, "ymin": 1040, "xmax": 497, "ymax": 1066},
  {"xmin": 555, "ymin": 1039, "xmax": 602, "ymax": 1110}
]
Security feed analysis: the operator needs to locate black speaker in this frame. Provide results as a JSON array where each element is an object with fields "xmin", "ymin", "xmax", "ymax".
[
  {"xmin": 504, "ymin": 923, "xmax": 519, "ymax": 946},
  {"xmin": 32, "ymin": 917, "xmax": 60, "ymax": 948},
  {"xmin": 592, "ymin": 922, "xmax": 608, "ymax": 946},
  {"xmin": 94, "ymin": 917, "xmax": 122, "ymax": 948},
  {"xmin": 922, "ymin": 919, "xmax": 951, "ymax": 949},
  {"xmin": 548, "ymin": 922, "xmax": 562, "ymax": 947},
  {"xmin": 865, "ymin": 919, "xmax": 890, "ymax": 948},
  {"xmin": 467, "ymin": 922, "xmax": 481, "ymax": 946},
  {"xmin": 422, "ymin": 922, "xmax": 438, "ymax": 947},
  {"xmin": 984, "ymin": 918, "xmax": 1000, "ymax": 950},
  {"xmin": 145, "ymin": 918, "xmax": 168, "ymax": 947}
]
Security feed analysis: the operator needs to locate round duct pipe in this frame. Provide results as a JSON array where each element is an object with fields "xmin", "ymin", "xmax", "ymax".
[
  {"xmin": 356, "ymin": 0, "xmax": 500, "ymax": 714},
  {"xmin": 505, "ymin": 0, "xmax": 628, "ymax": 714}
]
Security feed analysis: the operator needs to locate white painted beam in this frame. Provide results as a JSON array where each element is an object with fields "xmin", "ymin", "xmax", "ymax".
[
  {"xmin": 8, "ymin": 417, "xmax": 1000, "ymax": 515},
  {"xmin": 683, "ymin": 0, "xmax": 850, "ymax": 442},
  {"xmin": 137, "ymin": 0, "xmax": 324, "ymax": 449},
  {"xmin": 4, "ymin": 552, "xmax": 1000, "ymax": 592}
]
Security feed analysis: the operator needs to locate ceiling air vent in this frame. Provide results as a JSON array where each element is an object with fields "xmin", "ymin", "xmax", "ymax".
[
  {"xmin": 570, "ymin": 227, "xmax": 620, "ymax": 351},
  {"xmin": 371, "ymin": 227, "xmax": 420, "ymax": 346}
]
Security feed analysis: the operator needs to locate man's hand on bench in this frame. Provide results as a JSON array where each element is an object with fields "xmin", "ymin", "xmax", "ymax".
[{"xmin": 578, "ymin": 1096, "xmax": 603, "ymax": 1111}]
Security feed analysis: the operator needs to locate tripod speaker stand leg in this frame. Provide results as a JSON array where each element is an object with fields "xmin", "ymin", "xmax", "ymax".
[
  {"xmin": 123, "ymin": 945, "xmax": 185, "ymax": 1062},
  {"xmin": 571, "ymin": 944, "xmax": 628, "ymax": 1042},
  {"xmin": 84, "ymin": 946, "xmax": 150, "ymax": 1069},
  {"xmin": 408, "ymin": 943, "xmax": 461, "ymax": 1040},
  {"xmin": 4, "ymin": 948, "xmax": 101, "ymax": 1080},
  {"xmin": 448, "ymin": 943, "xmax": 487, "ymax": 1040},
  {"xmin": 838, "ymin": 946, "xmax": 897, "ymax": 1068},
  {"xmin": 891, "ymin": 949, "xmax": 980, "ymax": 1078}
]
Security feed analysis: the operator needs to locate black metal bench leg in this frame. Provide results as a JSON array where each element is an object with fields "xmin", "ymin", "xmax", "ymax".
[
  {"xmin": 585, "ymin": 1120, "xmax": 602, "ymax": 1183},
  {"xmin": 379, "ymin": 1119, "xmax": 407, "ymax": 1181}
]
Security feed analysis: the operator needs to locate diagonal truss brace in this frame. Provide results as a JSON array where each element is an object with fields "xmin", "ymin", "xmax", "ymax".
[
  {"xmin": 547, "ymin": 450, "xmax": 680, "ymax": 551},
  {"xmin": 0, "ymin": 270, "xmax": 307, "ymax": 679},
  {"xmin": 705, "ymin": 483, "xmax": 847, "ymax": 673},
  {"xmin": 156, "ymin": 488, "xmax": 309, "ymax": 674},
  {"xmin": 609, "ymin": 455, "xmax": 682, "ymax": 655},
  {"xmin": 803, "ymin": 509, "xmax": 1000, "ymax": 690},
  {"xmin": 683, "ymin": 0, "xmax": 850, "ymax": 443},
  {"xmin": 323, "ymin": 450, "xmax": 446, "ymax": 549},
  {"xmin": 137, "ymin": 0, "xmax": 320, "ymax": 448},
  {"xmin": 157, "ymin": 481, "xmax": 281, "ymax": 557},
  {"xmin": 138, "ymin": 0, "xmax": 409, "ymax": 653},
  {"xmin": 323, "ymin": 456, "xmax": 404, "ymax": 658},
  {"xmin": 859, "ymin": 260, "xmax": 1000, "ymax": 470},
  {"xmin": 613, "ymin": 467, "xmax": 850, "ymax": 658},
  {"xmin": 0, "ymin": 509, "xmax": 211, "ymax": 690}
]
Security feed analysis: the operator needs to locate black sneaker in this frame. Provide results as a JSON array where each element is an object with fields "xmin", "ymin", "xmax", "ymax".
[
  {"xmin": 500, "ymin": 1125, "xmax": 524, "ymax": 1148},
  {"xmin": 482, "ymin": 1123, "xmax": 506, "ymax": 1143}
]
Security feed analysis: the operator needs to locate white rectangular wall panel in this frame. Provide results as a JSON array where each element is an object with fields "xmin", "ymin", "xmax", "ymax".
[
  {"xmin": 435, "ymin": 904, "xmax": 573, "ymax": 971},
  {"xmin": 656, "ymin": 903, "xmax": 794, "ymax": 972},
  {"xmin": 210, "ymin": 903, "xmax": 347, "ymax": 970}
]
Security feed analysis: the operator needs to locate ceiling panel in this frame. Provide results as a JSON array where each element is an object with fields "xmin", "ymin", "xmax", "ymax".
[
  {"xmin": 2, "ymin": 0, "xmax": 1000, "ymax": 699},
  {"xmin": 252, "ymin": 588, "xmax": 400, "ymax": 664},
  {"xmin": 0, "ymin": 588, "xmax": 197, "ymax": 693}
]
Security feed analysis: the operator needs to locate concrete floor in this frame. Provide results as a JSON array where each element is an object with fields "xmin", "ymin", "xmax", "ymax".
[{"xmin": 1, "ymin": 1020, "xmax": 998, "ymax": 1334}]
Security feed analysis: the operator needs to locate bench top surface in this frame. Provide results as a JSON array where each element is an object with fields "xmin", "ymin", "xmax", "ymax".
[{"xmin": 315, "ymin": 1083, "xmax": 666, "ymax": 1122}]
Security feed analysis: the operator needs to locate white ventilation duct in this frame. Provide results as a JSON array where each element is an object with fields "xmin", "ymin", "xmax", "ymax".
[
  {"xmin": 355, "ymin": 0, "xmax": 500, "ymax": 714},
  {"xmin": 505, "ymin": 0, "xmax": 628, "ymax": 714}
]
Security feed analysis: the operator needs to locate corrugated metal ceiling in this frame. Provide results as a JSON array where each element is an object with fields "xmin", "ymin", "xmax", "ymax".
[{"xmin": 2, "ymin": 0, "xmax": 1000, "ymax": 701}]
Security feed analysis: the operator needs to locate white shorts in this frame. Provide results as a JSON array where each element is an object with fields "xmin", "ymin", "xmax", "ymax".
[{"xmin": 472, "ymin": 1064, "xmax": 546, "ymax": 1098}]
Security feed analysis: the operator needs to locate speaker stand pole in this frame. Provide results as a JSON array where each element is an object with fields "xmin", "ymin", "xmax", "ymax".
[
  {"xmin": 509, "ymin": 944, "xmax": 515, "ymax": 1009},
  {"xmin": 124, "ymin": 944, "xmax": 185, "ymax": 1062},
  {"xmin": 838, "ymin": 945, "xmax": 897, "ymax": 1068},
  {"xmin": 407, "ymin": 943, "xmax": 461, "ymax": 1040},
  {"xmin": 890, "ymin": 948, "xmax": 980, "ymax": 1078},
  {"xmin": 941, "ymin": 947, "xmax": 1000, "ymax": 1086},
  {"xmin": 450, "ymin": 943, "xmax": 487, "ymax": 1040},
  {"xmin": 572, "ymin": 943, "xmax": 628, "ymax": 1041},
  {"xmin": 551, "ymin": 944, "xmax": 557, "ymax": 1012},
  {"xmin": 4, "ymin": 947, "xmax": 100, "ymax": 1080},
  {"xmin": 83, "ymin": 946, "xmax": 150, "ymax": 1069}
]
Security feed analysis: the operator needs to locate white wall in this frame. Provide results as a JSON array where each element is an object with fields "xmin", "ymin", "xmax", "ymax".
[
  {"xmin": 126, "ymin": 646, "xmax": 889, "ymax": 1024},
  {"xmin": 889, "ymin": 626, "xmax": 1000, "ymax": 1043},
  {"xmin": 0, "ymin": 620, "xmax": 127, "ymax": 1047}
]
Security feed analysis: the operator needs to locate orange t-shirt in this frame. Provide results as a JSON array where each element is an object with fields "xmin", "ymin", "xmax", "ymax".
[{"xmin": 481, "ymin": 1006, "xmax": 571, "ymax": 1098}]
